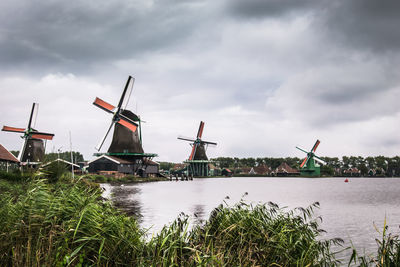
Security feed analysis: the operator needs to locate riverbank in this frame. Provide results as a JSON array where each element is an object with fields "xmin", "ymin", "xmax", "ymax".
[
  {"xmin": 0, "ymin": 173, "xmax": 399, "ymax": 266},
  {"xmin": 81, "ymin": 174, "xmax": 169, "ymax": 184}
]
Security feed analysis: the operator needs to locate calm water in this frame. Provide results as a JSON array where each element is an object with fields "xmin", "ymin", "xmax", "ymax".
[{"xmin": 102, "ymin": 177, "xmax": 400, "ymax": 259}]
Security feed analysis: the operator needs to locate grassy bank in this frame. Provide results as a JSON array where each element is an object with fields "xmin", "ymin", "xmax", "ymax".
[{"xmin": 0, "ymin": 172, "xmax": 399, "ymax": 266}]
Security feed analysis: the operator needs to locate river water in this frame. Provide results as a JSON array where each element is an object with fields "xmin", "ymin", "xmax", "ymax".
[{"xmin": 102, "ymin": 177, "xmax": 400, "ymax": 260}]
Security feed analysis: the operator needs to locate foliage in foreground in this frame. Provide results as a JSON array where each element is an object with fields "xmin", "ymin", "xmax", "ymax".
[{"xmin": 0, "ymin": 175, "xmax": 399, "ymax": 266}]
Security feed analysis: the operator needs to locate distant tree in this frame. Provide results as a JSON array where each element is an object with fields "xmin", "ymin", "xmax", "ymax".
[
  {"xmin": 159, "ymin": 162, "xmax": 175, "ymax": 171},
  {"xmin": 10, "ymin": 151, "xmax": 19, "ymax": 158}
]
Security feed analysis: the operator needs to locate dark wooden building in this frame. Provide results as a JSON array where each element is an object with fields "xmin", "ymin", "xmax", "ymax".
[
  {"xmin": 88, "ymin": 155, "xmax": 159, "ymax": 177},
  {"xmin": 0, "ymin": 143, "xmax": 19, "ymax": 172}
]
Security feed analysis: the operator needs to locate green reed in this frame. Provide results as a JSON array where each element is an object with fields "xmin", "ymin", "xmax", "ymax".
[{"xmin": 0, "ymin": 172, "xmax": 399, "ymax": 266}]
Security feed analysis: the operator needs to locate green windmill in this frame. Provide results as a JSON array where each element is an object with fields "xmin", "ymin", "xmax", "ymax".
[{"xmin": 296, "ymin": 140, "xmax": 326, "ymax": 177}]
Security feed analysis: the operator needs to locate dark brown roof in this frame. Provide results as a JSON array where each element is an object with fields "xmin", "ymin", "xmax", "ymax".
[
  {"xmin": 254, "ymin": 165, "xmax": 272, "ymax": 174},
  {"xmin": 275, "ymin": 162, "xmax": 299, "ymax": 174},
  {"xmin": 143, "ymin": 159, "xmax": 159, "ymax": 165},
  {"xmin": 0, "ymin": 144, "xmax": 19, "ymax": 163}
]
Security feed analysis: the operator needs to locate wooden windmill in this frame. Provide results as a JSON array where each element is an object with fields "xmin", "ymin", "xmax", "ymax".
[
  {"xmin": 178, "ymin": 121, "xmax": 217, "ymax": 176},
  {"xmin": 296, "ymin": 139, "xmax": 326, "ymax": 176},
  {"xmin": 2, "ymin": 103, "xmax": 54, "ymax": 165},
  {"xmin": 91, "ymin": 76, "xmax": 157, "ymax": 177}
]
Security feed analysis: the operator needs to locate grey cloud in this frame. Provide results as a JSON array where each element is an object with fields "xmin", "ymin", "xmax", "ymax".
[
  {"xmin": 0, "ymin": 0, "xmax": 207, "ymax": 73},
  {"xmin": 227, "ymin": 0, "xmax": 318, "ymax": 19},
  {"xmin": 320, "ymin": 0, "xmax": 400, "ymax": 53}
]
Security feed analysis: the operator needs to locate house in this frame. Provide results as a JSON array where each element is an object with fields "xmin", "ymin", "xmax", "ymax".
[
  {"xmin": 42, "ymin": 158, "xmax": 81, "ymax": 174},
  {"xmin": 221, "ymin": 168, "xmax": 232, "ymax": 177},
  {"xmin": 274, "ymin": 162, "xmax": 300, "ymax": 176},
  {"xmin": 0, "ymin": 144, "xmax": 19, "ymax": 172},
  {"xmin": 343, "ymin": 167, "xmax": 361, "ymax": 177},
  {"xmin": 254, "ymin": 165, "xmax": 272, "ymax": 176},
  {"xmin": 88, "ymin": 155, "xmax": 159, "ymax": 177},
  {"xmin": 142, "ymin": 159, "xmax": 160, "ymax": 177}
]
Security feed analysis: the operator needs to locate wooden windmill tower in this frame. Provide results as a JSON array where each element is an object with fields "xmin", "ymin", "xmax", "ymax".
[
  {"xmin": 2, "ymin": 103, "xmax": 54, "ymax": 166},
  {"xmin": 296, "ymin": 139, "xmax": 326, "ymax": 176},
  {"xmin": 178, "ymin": 121, "xmax": 217, "ymax": 176},
  {"xmin": 91, "ymin": 76, "xmax": 157, "ymax": 176}
]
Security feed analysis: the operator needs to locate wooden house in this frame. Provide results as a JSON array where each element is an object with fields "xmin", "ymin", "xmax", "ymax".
[
  {"xmin": 0, "ymin": 144, "xmax": 19, "ymax": 172},
  {"xmin": 274, "ymin": 162, "xmax": 300, "ymax": 176}
]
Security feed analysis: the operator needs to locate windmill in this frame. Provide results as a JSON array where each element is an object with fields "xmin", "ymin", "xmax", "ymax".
[
  {"xmin": 91, "ymin": 76, "xmax": 157, "ymax": 177},
  {"xmin": 296, "ymin": 139, "xmax": 326, "ymax": 176},
  {"xmin": 178, "ymin": 121, "xmax": 217, "ymax": 176},
  {"xmin": 93, "ymin": 75, "xmax": 144, "ymax": 154},
  {"xmin": 2, "ymin": 103, "xmax": 54, "ymax": 165}
]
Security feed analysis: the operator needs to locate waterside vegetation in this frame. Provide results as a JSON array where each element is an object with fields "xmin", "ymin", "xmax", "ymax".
[{"xmin": 1, "ymin": 171, "xmax": 400, "ymax": 266}]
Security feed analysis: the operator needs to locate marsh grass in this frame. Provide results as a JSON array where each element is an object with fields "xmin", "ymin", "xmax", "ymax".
[{"xmin": 1, "ymin": 173, "xmax": 399, "ymax": 266}]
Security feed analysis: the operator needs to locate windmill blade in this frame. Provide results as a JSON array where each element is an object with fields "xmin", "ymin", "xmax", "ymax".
[
  {"xmin": 18, "ymin": 137, "xmax": 28, "ymax": 162},
  {"xmin": 96, "ymin": 121, "xmax": 115, "ymax": 151},
  {"xmin": 189, "ymin": 143, "xmax": 198, "ymax": 160},
  {"xmin": 27, "ymin": 103, "xmax": 38, "ymax": 129},
  {"xmin": 177, "ymin": 136, "xmax": 196, "ymax": 142},
  {"xmin": 311, "ymin": 139, "xmax": 320, "ymax": 152},
  {"xmin": 300, "ymin": 157, "xmax": 309, "ymax": 168},
  {"xmin": 296, "ymin": 146, "xmax": 308, "ymax": 154},
  {"xmin": 202, "ymin": 140, "xmax": 217, "ymax": 145},
  {"xmin": 31, "ymin": 131, "xmax": 55, "ymax": 140},
  {"xmin": 117, "ymin": 118, "xmax": 138, "ymax": 132},
  {"xmin": 93, "ymin": 97, "xmax": 116, "ymax": 113},
  {"xmin": 314, "ymin": 155, "xmax": 326, "ymax": 165},
  {"xmin": 118, "ymin": 76, "xmax": 135, "ymax": 109},
  {"xmin": 2, "ymin": 126, "xmax": 26, "ymax": 133},
  {"xmin": 197, "ymin": 121, "xmax": 205, "ymax": 139}
]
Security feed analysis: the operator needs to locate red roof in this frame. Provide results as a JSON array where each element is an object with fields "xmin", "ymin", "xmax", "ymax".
[{"xmin": 0, "ymin": 144, "xmax": 19, "ymax": 163}]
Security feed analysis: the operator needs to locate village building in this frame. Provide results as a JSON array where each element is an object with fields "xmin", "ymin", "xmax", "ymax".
[
  {"xmin": 88, "ymin": 155, "xmax": 159, "ymax": 177},
  {"xmin": 254, "ymin": 165, "xmax": 273, "ymax": 176},
  {"xmin": 0, "ymin": 144, "xmax": 19, "ymax": 172},
  {"xmin": 274, "ymin": 162, "xmax": 300, "ymax": 176},
  {"xmin": 221, "ymin": 168, "xmax": 233, "ymax": 177},
  {"xmin": 343, "ymin": 167, "xmax": 361, "ymax": 177},
  {"xmin": 42, "ymin": 158, "xmax": 81, "ymax": 174}
]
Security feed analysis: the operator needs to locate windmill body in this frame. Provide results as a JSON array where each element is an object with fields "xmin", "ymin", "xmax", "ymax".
[
  {"xmin": 296, "ymin": 140, "xmax": 326, "ymax": 177},
  {"xmin": 90, "ymin": 76, "xmax": 158, "ymax": 177},
  {"xmin": 2, "ymin": 103, "xmax": 54, "ymax": 166},
  {"xmin": 178, "ymin": 121, "xmax": 217, "ymax": 177}
]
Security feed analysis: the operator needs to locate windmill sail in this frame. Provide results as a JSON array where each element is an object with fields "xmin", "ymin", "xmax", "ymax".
[
  {"xmin": 2, "ymin": 103, "xmax": 54, "ymax": 164},
  {"xmin": 178, "ymin": 121, "xmax": 216, "ymax": 161},
  {"xmin": 93, "ymin": 76, "xmax": 140, "ymax": 152}
]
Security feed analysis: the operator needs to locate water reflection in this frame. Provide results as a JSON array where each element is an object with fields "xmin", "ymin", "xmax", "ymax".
[{"xmin": 107, "ymin": 185, "xmax": 142, "ymax": 220}]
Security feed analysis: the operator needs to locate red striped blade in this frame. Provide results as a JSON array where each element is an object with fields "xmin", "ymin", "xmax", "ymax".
[
  {"xmin": 2, "ymin": 126, "xmax": 26, "ymax": 133},
  {"xmin": 93, "ymin": 97, "xmax": 116, "ymax": 113},
  {"xmin": 312, "ymin": 140, "xmax": 320, "ymax": 152},
  {"xmin": 31, "ymin": 133, "xmax": 54, "ymax": 140},
  {"xmin": 300, "ymin": 157, "xmax": 308, "ymax": 168},
  {"xmin": 117, "ymin": 118, "xmax": 138, "ymax": 132},
  {"xmin": 197, "ymin": 121, "xmax": 205, "ymax": 139},
  {"xmin": 189, "ymin": 144, "xmax": 197, "ymax": 160}
]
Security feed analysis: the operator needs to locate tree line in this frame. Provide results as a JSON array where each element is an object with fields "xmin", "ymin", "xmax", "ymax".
[{"xmin": 209, "ymin": 156, "xmax": 400, "ymax": 176}]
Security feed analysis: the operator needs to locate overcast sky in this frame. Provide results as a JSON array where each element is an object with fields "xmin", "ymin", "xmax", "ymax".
[{"xmin": 0, "ymin": 0, "xmax": 399, "ymax": 162}]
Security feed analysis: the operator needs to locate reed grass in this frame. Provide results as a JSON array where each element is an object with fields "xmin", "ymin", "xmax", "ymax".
[{"xmin": 1, "ymin": 173, "xmax": 399, "ymax": 266}]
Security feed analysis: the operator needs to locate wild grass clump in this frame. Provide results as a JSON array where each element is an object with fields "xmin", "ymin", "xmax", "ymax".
[
  {"xmin": 186, "ymin": 201, "xmax": 342, "ymax": 266},
  {"xmin": 0, "ymin": 178, "xmax": 144, "ymax": 266},
  {"xmin": 349, "ymin": 218, "xmax": 400, "ymax": 267}
]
